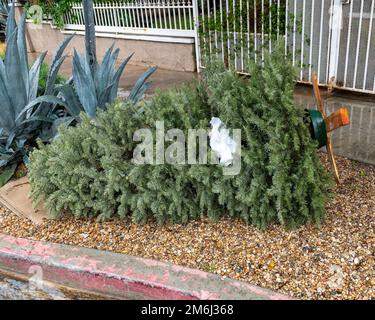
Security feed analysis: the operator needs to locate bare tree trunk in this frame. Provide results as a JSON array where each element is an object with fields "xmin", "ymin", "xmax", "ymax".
[{"xmin": 82, "ymin": 0, "xmax": 96, "ymax": 67}]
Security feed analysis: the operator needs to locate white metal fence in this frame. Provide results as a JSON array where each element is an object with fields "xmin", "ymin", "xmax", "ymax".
[
  {"xmin": 64, "ymin": 0, "xmax": 196, "ymax": 37},
  {"xmin": 62, "ymin": 0, "xmax": 375, "ymax": 95},
  {"xmin": 197, "ymin": 0, "xmax": 375, "ymax": 94}
]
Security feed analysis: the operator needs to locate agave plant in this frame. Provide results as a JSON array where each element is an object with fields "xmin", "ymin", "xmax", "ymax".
[
  {"xmin": 0, "ymin": 4, "xmax": 73, "ymax": 186},
  {"xmin": 51, "ymin": 47, "xmax": 156, "ymax": 119},
  {"xmin": 38, "ymin": 0, "xmax": 157, "ymax": 120}
]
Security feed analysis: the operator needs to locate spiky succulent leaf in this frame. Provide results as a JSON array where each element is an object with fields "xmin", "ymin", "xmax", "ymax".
[
  {"xmin": 56, "ymin": 84, "xmax": 83, "ymax": 117},
  {"xmin": 0, "ymin": 60, "xmax": 14, "ymax": 131},
  {"xmin": 0, "ymin": 163, "xmax": 17, "ymax": 187},
  {"xmin": 17, "ymin": 95, "xmax": 71, "ymax": 122},
  {"xmin": 28, "ymin": 51, "xmax": 47, "ymax": 106},
  {"xmin": 45, "ymin": 33, "xmax": 75, "ymax": 95},
  {"xmin": 5, "ymin": 28, "xmax": 27, "ymax": 117},
  {"xmin": 94, "ymin": 43, "xmax": 115, "ymax": 94},
  {"xmin": 72, "ymin": 50, "xmax": 97, "ymax": 117},
  {"xmin": 108, "ymin": 52, "xmax": 134, "ymax": 102},
  {"xmin": 128, "ymin": 67, "xmax": 157, "ymax": 102},
  {"xmin": 17, "ymin": 14, "xmax": 29, "ymax": 98}
]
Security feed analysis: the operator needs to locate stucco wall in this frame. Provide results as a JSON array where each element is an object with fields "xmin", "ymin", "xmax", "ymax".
[{"xmin": 15, "ymin": 6, "xmax": 196, "ymax": 72}]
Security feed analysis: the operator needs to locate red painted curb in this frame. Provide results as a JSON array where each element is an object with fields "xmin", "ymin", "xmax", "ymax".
[{"xmin": 0, "ymin": 233, "xmax": 292, "ymax": 300}]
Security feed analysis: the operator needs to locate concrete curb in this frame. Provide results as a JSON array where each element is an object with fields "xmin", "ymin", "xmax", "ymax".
[{"xmin": 0, "ymin": 233, "xmax": 292, "ymax": 300}]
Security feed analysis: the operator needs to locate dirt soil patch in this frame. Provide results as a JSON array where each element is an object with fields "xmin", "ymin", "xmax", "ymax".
[{"xmin": 0, "ymin": 153, "xmax": 374, "ymax": 300}]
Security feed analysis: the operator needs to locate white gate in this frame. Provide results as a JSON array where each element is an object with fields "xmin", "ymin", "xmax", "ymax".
[{"xmin": 196, "ymin": 0, "xmax": 375, "ymax": 94}]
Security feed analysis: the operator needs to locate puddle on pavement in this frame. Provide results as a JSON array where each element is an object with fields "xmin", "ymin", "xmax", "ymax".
[
  {"xmin": 295, "ymin": 86, "xmax": 375, "ymax": 165},
  {"xmin": 0, "ymin": 271, "xmax": 112, "ymax": 300}
]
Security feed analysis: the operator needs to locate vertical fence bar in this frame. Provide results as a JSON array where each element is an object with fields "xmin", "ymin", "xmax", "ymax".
[
  {"xmin": 343, "ymin": 0, "xmax": 353, "ymax": 87},
  {"xmin": 145, "ymin": 1, "xmax": 150, "ymax": 28},
  {"xmin": 292, "ymin": 0, "xmax": 296, "ymax": 66},
  {"xmin": 325, "ymin": 0, "xmax": 334, "ymax": 84},
  {"xmin": 189, "ymin": 1, "xmax": 193, "ymax": 30},
  {"xmin": 110, "ymin": 2, "xmax": 116, "ymax": 26},
  {"xmin": 125, "ymin": 1, "xmax": 129, "ymax": 27},
  {"xmin": 201, "ymin": 0, "xmax": 207, "ymax": 60},
  {"xmin": 130, "ymin": 2, "xmax": 135, "ymax": 27},
  {"xmin": 193, "ymin": 0, "xmax": 201, "ymax": 72},
  {"xmin": 140, "ymin": 1, "xmax": 145, "ymax": 27},
  {"xmin": 93, "ymin": 4, "xmax": 99, "ymax": 26},
  {"xmin": 277, "ymin": 0, "xmax": 280, "ymax": 40},
  {"xmin": 137, "ymin": 0, "xmax": 141, "ymax": 28},
  {"xmin": 254, "ymin": 0, "xmax": 257, "ymax": 62},
  {"xmin": 153, "ymin": 2, "xmax": 158, "ymax": 28},
  {"xmin": 234, "ymin": 0, "xmax": 237, "ymax": 69},
  {"xmin": 214, "ymin": 0, "xmax": 218, "ymax": 55},
  {"xmin": 207, "ymin": 0, "xmax": 212, "ymax": 55},
  {"xmin": 161, "ymin": 1, "xmax": 167, "ymax": 28},
  {"xmin": 227, "ymin": 0, "xmax": 230, "ymax": 66},
  {"xmin": 168, "ymin": 0, "xmax": 172, "ymax": 28},
  {"xmin": 308, "ymin": 0, "xmax": 315, "ymax": 81},
  {"xmin": 353, "ymin": 0, "xmax": 364, "ymax": 88},
  {"xmin": 363, "ymin": 0, "xmax": 375, "ymax": 90},
  {"xmin": 104, "ymin": 2, "xmax": 110, "ymax": 26},
  {"xmin": 285, "ymin": 0, "xmax": 288, "ymax": 55},
  {"xmin": 261, "ymin": 0, "xmax": 264, "ymax": 62},
  {"xmin": 148, "ymin": 1, "xmax": 154, "ymax": 28},
  {"xmin": 183, "ymin": 0, "xmax": 188, "ymax": 29},
  {"xmin": 269, "ymin": 0, "xmax": 272, "ymax": 52},
  {"xmin": 114, "ymin": 2, "xmax": 120, "ymax": 27},
  {"xmin": 172, "ymin": 0, "xmax": 177, "ymax": 29},
  {"xmin": 317, "ymin": 0, "xmax": 325, "ymax": 83},
  {"xmin": 220, "ymin": 0, "xmax": 224, "ymax": 61},
  {"xmin": 300, "ymin": 0, "xmax": 306, "ymax": 80},
  {"xmin": 240, "ymin": 0, "xmax": 244, "ymax": 70},
  {"xmin": 328, "ymin": 0, "xmax": 343, "ymax": 86},
  {"xmin": 247, "ymin": 0, "xmax": 250, "ymax": 61}
]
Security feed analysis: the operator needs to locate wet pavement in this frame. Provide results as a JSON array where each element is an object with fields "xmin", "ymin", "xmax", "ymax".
[
  {"xmin": 0, "ymin": 271, "xmax": 110, "ymax": 300},
  {"xmin": 294, "ymin": 86, "xmax": 375, "ymax": 165}
]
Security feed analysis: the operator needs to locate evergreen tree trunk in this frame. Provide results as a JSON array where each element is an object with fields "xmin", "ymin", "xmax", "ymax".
[{"xmin": 82, "ymin": 0, "xmax": 96, "ymax": 67}]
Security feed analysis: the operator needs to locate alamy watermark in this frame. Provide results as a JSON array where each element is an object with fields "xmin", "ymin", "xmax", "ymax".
[{"xmin": 132, "ymin": 119, "xmax": 242, "ymax": 176}]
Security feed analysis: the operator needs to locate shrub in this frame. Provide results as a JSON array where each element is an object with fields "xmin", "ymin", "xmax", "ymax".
[{"xmin": 29, "ymin": 46, "xmax": 332, "ymax": 229}]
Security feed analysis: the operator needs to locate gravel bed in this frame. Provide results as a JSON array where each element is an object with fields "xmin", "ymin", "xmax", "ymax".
[{"xmin": 0, "ymin": 153, "xmax": 374, "ymax": 300}]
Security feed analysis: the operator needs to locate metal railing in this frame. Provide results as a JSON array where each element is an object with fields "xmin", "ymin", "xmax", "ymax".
[
  {"xmin": 63, "ymin": 0, "xmax": 196, "ymax": 37},
  {"xmin": 61, "ymin": 0, "xmax": 375, "ymax": 94},
  {"xmin": 197, "ymin": 0, "xmax": 375, "ymax": 94}
]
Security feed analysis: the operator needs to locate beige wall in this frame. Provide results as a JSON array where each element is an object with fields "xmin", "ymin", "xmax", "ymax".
[{"xmin": 15, "ymin": 6, "xmax": 196, "ymax": 72}]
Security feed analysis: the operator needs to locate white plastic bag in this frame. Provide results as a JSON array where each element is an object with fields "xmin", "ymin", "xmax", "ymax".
[{"xmin": 209, "ymin": 117, "xmax": 237, "ymax": 166}]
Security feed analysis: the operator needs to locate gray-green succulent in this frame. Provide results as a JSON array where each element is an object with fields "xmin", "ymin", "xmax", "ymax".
[
  {"xmin": 54, "ymin": 47, "xmax": 156, "ymax": 119},
  {"xmin": 0, "ymin": 4, "xmax": 73, "ymax": 186},
  {"xmin": 53, "ymin": 0, "xmax": 156, "ymax": 120}
]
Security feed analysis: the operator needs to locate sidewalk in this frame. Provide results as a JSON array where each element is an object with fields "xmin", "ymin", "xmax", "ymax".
[{"xmin": 0, "ymin": 233, "xmax": 292, "ymax": 300}]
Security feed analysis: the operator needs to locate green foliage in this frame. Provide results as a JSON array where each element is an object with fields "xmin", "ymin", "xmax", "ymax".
[
  {"xmin": 24, "ymin": 0, "xmax": 132, "ymax": 29},
  {"xmin": 29, "ymin": 44, "xmax": 332, "ymax": 229},
  {"xmin": 24, "ymin": 0, "xmax": 79, "ymax": 29},
  {"xmin": 38, "ymin": 61, "xmax": 66, "ymax": 96}
]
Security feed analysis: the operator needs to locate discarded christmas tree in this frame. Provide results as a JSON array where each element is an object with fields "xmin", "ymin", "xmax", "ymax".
[{"xmin": 29, "ymin": 44, "xmax": 332, "ymax": 229}]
